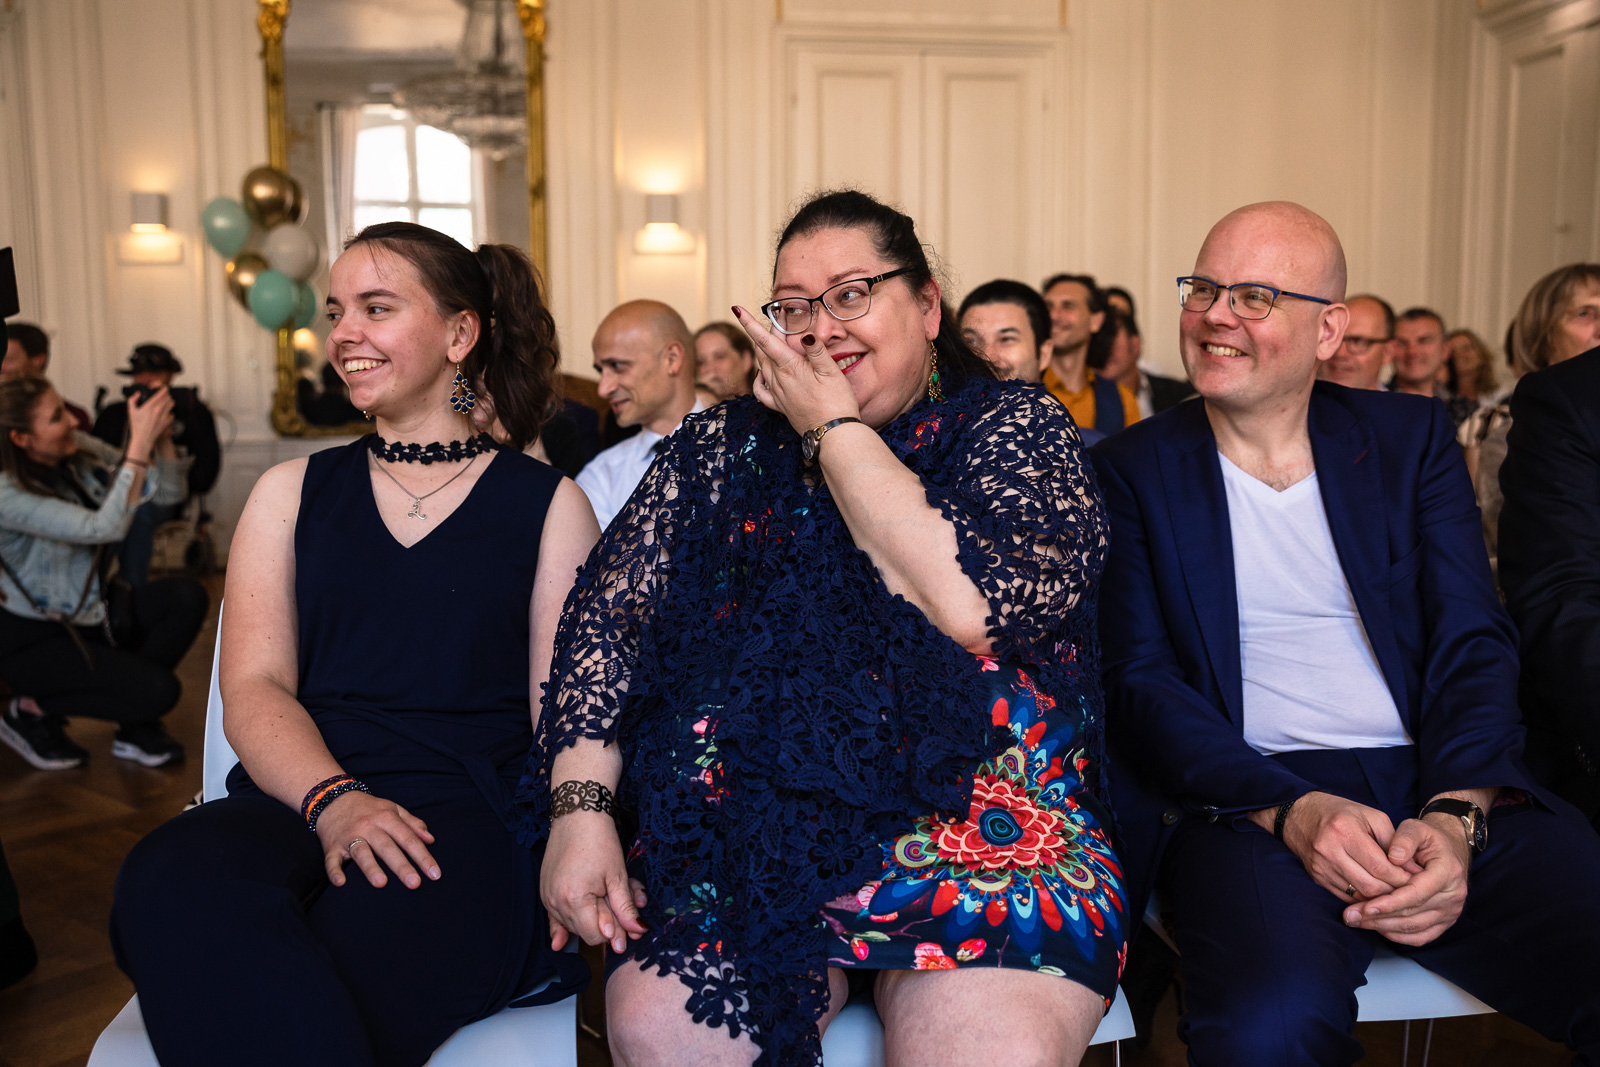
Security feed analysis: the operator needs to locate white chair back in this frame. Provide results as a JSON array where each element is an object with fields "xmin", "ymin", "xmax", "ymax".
[{"xmin": 201, "ymin": 602, "xmax": 238, "ymax": 803}]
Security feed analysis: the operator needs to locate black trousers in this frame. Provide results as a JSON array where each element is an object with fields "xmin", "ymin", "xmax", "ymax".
[
  {"xmin": 1158, "ymin": 748, "xmax": 1600, "ymax": 1066},
  {"xmin": 0, "ymin": 577, "xmax": 208, "ymax": 724},
  {"xmin": 112, "ymin": 787, "xmax": 577, "ymax": 1067}
]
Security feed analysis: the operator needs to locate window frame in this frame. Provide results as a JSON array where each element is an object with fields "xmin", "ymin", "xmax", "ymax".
[{"xmin": 350, "ymin": 104, "xmax": 483, "ymax": 247}]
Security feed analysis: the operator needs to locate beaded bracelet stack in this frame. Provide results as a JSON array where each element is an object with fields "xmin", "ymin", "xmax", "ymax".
[{"xmin": 301, "ymin": 773, "xmax": 370, "ymax": 833}]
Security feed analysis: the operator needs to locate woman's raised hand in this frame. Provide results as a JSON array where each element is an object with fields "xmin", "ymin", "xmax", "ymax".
[
  {"xmin": 541, "ymin": 811, "xmax": 648, "ymax": 954},
  {"xmin": 313, "ymin": 789, "xmax": 441, "ymax": 890},
  {"xmin": 732, "ymin": 306, "xmax": 859, "ymax": 435},
  {"xmin": 125, "ymin": 386, "xmax": 175, "ymax": 462}
]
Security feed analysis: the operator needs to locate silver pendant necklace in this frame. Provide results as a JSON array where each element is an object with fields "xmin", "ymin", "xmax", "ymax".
[{"xmin": 370, "ymin": 451, "xmax": 479, "ymax": 520}]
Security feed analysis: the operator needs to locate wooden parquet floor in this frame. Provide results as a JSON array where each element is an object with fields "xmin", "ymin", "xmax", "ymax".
[{"xmin": 0, "ymin": 580, "xmax": 1574, "ymax": 1066}]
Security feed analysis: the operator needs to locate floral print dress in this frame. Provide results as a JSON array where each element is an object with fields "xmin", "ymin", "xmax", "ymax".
[{"xmin": 821, "ymin": 657, "xmax": 1126, "ymax": 1000}]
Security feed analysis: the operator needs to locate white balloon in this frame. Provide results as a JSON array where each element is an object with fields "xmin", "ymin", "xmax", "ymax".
[{"xmin": 263, "ymin": 223, "xmax": 320, "ymax": 282}]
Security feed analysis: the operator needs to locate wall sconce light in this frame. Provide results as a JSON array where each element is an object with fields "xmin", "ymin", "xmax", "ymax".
[
  {"xmin": 130, "ymin": 192, "xmax": 168, "ymax": 232},
  {"xmin": 118, "ymin": 191, "xmax": 184, "ymax": 264},
  {"xmin": 633, "ymin": 193, "xmax": 695, "ymax": 255}
]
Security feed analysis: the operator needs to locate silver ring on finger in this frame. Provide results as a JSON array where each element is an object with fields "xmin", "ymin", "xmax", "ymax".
[{"xmin": 347, "ymin": 837, "xmax": 368, "ymax": 857}]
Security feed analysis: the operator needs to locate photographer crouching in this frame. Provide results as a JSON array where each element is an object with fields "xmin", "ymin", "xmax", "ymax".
[
  {"xmin": 92, "ymin": 345, "xmax": 219, "ymax": 586},
  {"xmin": 0, "ymin": 375, "xmax": 206, "ymax": 769}
]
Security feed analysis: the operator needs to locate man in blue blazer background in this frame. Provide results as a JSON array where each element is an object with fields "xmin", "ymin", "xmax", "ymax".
[{"xmin": 1091, "ymin": 201, "xmax": 1600, "ymax": 1064}]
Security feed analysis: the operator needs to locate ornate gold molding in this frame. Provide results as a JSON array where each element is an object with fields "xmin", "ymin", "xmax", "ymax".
[
  {"xmin": 518, "ymin": 0, "xmax": 549, "ymax": 285},
  {"xmin": 256, "ymin": 1, "xmax": 310, "ymax": 435}
]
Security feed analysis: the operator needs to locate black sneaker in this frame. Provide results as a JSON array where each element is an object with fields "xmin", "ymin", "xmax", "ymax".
[
  {"xmin": 112, "ymin": 721, "xmax": 185, "ymax": 767},
  {"xmin": 0, "ymin": 699, "xmax": 88, "ymax": 770}
]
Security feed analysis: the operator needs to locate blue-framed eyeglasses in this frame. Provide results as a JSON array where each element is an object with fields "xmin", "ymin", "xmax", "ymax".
[
  {"xmin": 761, "ymin": 268, "xmax": 914, "ymax": 335},
  {"xmin": 1176, "ymin": 276, "xmax": 1334, "ymax": 320}
]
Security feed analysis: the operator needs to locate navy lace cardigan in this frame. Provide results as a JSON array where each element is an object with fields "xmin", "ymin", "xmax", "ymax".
[{"xmin": 518, "ymin": 375, "xmax": 1109, "ymax": 1065}]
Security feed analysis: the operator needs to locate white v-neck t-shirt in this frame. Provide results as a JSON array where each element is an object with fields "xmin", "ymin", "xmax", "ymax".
[{"xmin": 1219, "ymin": 453, "xmax": 1412, "ymax": 755}]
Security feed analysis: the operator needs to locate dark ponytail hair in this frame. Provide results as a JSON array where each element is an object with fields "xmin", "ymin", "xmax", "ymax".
[
  {"xmin": 773, "ymin": 190, "xmax": 996, "ymax": 391},
  {"xmin": 343, "ymin": 222, "xmax": 560, "ymax": 451}
]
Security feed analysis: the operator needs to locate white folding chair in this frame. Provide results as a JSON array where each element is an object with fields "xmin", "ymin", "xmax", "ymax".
[
  {"xmin": 88, "ymin": 614, "xmax": 581, "ymax": 1067},
  {"xmin": 1143, "ymin": 894, "xmax": 1491, "ymax": 1066},
  {"xmin": 820, "ymin": 985, "xmax": 1136, "ymax": 1066}
]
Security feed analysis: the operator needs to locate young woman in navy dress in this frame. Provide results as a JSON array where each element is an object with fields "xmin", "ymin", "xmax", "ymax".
[{"xmin": 112, "ymin": 222, "xmax": 595, "ymax": 1066}]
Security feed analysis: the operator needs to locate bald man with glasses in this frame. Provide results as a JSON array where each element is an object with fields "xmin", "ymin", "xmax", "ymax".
[
  {"xmin": 1092, "ymin": 201, "xmax": 1600, "ymax": 1064},
  {"xmin": 1319, "ymin": 293, "xmax": 1394, "ymax": 390}
]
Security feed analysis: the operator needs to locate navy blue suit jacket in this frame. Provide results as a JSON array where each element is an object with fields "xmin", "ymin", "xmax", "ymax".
[{"xmin": 1089, "ymin": 382, "xmax": 1538, "ymax": 906}]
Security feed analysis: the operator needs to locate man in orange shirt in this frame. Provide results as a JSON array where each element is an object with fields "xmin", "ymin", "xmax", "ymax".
[{"xmin": 1040, "ymin": 273, "xmax": 1139, "ymax": 440}]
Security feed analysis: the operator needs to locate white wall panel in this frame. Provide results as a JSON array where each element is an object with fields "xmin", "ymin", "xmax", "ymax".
[
  {"xmin": 783, "ymin": 0, "xmax": 1061, "ymax": 29},
  {"xmin": 1463, "ymin": 0, "xmax": 1600, "ymax": 346},
  {"xmin": 923, "ymin": 55, "xmax": 1049, "ymax": 296},
  {"xmin": 790, "ymin": 48, "xmax": 921, "ymax": 212}
]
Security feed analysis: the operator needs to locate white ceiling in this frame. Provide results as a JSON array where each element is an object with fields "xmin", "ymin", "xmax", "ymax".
[{"xmin": 284, "ymin": 0, "xmax": 465, "ymax": 60}]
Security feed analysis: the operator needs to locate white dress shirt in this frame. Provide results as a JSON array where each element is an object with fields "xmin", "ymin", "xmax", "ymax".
[{"xmin": 575, "ymin": 399, "xmax": 705, "ymax": 530}]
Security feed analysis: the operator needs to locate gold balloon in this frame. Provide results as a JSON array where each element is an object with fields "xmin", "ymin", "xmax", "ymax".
[
  {"xmin": 240, "ymin": 165, "xmax": 304, "ymax": 228},
  {"xmin": 226, "ymin": 252, "xmax": 270, "ymax": 309}
]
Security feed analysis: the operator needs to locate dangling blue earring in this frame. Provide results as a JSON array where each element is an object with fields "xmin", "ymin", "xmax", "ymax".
[{"xmin": 449, "ymin": 368, "xmax": 477, "ymax": 414}]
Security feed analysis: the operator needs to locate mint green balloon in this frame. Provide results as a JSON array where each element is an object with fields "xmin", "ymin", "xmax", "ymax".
[
  {"xmin": 199, "ymin": 197, "xmax": 251, "ymax": 258},
  {"xmin": 293, "ymin": 282, "xmax": 318, "ymax": 330},
  {"xmin": 248, "ymin": 269, "xmax": 298, "ymax": 330}
]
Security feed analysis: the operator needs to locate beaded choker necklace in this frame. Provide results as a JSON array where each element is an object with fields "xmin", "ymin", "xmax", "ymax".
[{"xmin": 366, "ymin": 433, "xmax": 495, "ymax": 465}]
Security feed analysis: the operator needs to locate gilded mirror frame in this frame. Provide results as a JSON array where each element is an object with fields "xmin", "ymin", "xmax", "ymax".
[{"xmin": 255, "ymin": 0, "xmax": 549, "ymax": 436}]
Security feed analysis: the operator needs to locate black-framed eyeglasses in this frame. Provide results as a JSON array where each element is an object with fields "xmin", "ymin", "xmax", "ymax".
[
  {"xmin": 1339, "ymin": 334, "xmax": 1392, "ymax": 355},
  {"xmin": 1176, "ymin": 275, "xmax": 1334, "ymax": 320},
  {"xmin": 761, "ymin": 268, "xmax": 914, "ymax": 335}
]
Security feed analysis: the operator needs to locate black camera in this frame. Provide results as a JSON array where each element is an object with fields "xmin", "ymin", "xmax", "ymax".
[{"xmin": 122, "ymin": 383, "xmax": 157, "ymax": 404}]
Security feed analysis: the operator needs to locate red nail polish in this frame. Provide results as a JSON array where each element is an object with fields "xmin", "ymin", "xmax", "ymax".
[
  {"xmin": 730, "ymin": 306, "xmax": 739, "ymax": 316},
  {"xmin": 801, "ymin": 334, "xmax": 815, "ymax": 347}
]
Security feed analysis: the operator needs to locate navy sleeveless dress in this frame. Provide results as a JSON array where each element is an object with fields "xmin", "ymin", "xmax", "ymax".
[{"xmin": 267, "ymin": 437, "xmax": 586, "ymax": 1003}]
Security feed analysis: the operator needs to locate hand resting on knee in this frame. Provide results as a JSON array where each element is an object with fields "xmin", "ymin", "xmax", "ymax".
[{"xmin": 315, "ymin": 789, "xmax": 440, "ymax": 890}]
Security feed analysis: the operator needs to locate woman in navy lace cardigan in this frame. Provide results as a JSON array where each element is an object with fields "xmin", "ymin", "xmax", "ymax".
[{"xmin": 522, "ymin": 190, "xmax": 1127, "ymax": 1066}]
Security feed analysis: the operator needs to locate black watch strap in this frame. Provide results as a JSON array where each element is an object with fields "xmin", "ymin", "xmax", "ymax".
[{"xmin": 1419, "ymin": 797, "xmax": 1488, "ymax": 854}]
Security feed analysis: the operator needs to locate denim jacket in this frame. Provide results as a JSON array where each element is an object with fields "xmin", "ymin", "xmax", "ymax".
[{"xmin": 0, "ymin": 434, "xmax": 186, "ymax": 625}]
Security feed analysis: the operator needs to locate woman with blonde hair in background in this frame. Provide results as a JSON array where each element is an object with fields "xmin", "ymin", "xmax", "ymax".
[
  {"xmin": 1461, "ymin": 263, "xmax": 1600, "ymax": 577},
  {"xmin": 1444, "ymin": 328, "xmax": 1498, "ymax": 406}
]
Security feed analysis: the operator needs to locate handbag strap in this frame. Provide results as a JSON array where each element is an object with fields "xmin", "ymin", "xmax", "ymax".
[{"xmin": 0, "ymin": 539, "xmax": 108, "ymax": 667}]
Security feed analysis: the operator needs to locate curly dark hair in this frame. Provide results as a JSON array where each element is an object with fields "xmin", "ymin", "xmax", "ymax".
[{"xmin": 344, "ymin": 222, "xmax": 560, "ymax": 451}]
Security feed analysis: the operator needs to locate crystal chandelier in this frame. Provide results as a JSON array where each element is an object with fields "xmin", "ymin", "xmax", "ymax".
[{"xmin": 395, "ymin": 0, "xmax": 526, "ymax": 161}]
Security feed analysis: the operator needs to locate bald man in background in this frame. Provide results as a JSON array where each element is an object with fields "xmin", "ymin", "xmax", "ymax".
[
  {"xmin": 576, "ymin": 300, "xmax": 704, "ymax": 529},
  {"xmin": 1318, "ymin": 293, "xmax": 1394, "ymax": 391},
  {"xmin": 1093, "ymin": 201, "xmax": 1600, "ymax": 1063}
]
